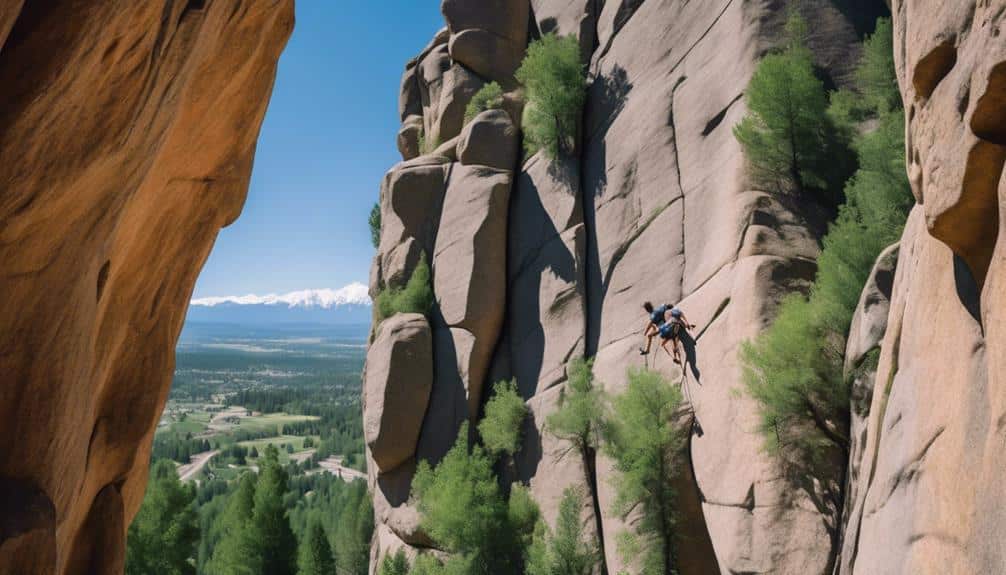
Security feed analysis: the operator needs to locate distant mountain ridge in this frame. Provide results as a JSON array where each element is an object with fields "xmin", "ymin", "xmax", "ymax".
[{"xmin": 187, "ymin": 283, "xmax": 371, "ymax": 325}]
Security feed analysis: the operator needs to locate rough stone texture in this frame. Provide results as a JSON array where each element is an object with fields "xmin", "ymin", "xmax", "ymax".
[
  {"xmin": 0, "ymin": 2, "xmax": 291, "ymax": 573},
  {"xmin": 397, "ymin": 115, "xmax": 425, "ymax": 161},
  {"xmin": 364, "ymin": 314, "xmax": 434, "ymax": 473},
  {"xmin": 581, "ymin": 1, "xmax": 851, "ymax": 572},
  {"xmin": 456, "ymin": 109, "xmax": 518, "ymax": 170},
  {"xmin": 836, "ymin": 243, "xmax": 897, "ymax": 574},
  {"xmin": 529, "ymin": 0, "xmax": 598, "ymax": 62},
  {"xmin": 367, "ymin": 1, "xmax": 896, "ymax": 572},
  {"xmin": 504, "ymin": 153, "xmax": 587, "ymax": 397},
  {"xmin": 839, "ymin": 2, "xmax": 1006, "ymax": 574},
  {"xmin": 417, "ymin": 165, "xmax": 512, "ymax": 464},
  {"xmin": 442, "ymin": 0, "xmax": 528, "ymax": 84}
]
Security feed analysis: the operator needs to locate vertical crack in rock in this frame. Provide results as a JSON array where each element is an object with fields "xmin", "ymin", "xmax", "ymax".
[{"xmin": 668, "ymin": 75, "xmax": 687, "ymax": 299}]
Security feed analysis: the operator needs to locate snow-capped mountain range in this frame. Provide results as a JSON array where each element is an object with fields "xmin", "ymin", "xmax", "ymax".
[{"xmin": 187, "ymin": 283, "xmax": 371, "ymax": 325}]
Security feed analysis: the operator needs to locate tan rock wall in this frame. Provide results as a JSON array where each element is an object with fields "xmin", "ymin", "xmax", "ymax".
[
  {"xmin": 367, "ymin": 1, "xmax": 887, "ymax": 573},
  {"xmin": 840, "ymin": 2, "xmax": 1006, "ymax": 574},
  {"xmin": 0, "ymin": 2, "xmax": 292, "ymax": 573}
]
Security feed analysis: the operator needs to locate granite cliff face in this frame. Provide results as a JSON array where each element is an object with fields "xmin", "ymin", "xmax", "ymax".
[
  {"xmin": 0, "ymin": 2, "xmax": 291, "ymax": 574},
  {"xmin": 365, "ymin": 1, "xmax": 908, "ymax": 574},
  {"xmin": 840, "ymin": 2, "xmax": 1006, "ymax": 574}
]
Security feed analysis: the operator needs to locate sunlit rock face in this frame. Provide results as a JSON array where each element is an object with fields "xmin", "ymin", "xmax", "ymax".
[
  {"xmin": 840, "ymin": 3, "xmax": 1006, "ymax": 574},
  {"xmin": 367, "ymin": 1, "xmax": 892, "ymax": 574},
  {"xmin": 0, "ymin": 2, "xmax": 292, "ymax": 573}
]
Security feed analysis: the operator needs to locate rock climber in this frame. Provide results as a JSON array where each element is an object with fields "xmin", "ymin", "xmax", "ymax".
[
  {"xmin": 659, "ymin": 306, "xmax": 695, "ymax": 365},
  {"xmin": 639, "ymin": 301, "xmax": 673, "ymax": 355}
]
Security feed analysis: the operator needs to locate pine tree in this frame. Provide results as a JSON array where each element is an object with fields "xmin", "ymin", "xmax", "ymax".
[
  {"xmin": 369, "ymin": 202, "xmax": 382, "ymax": 248},
  {"xmin": 206, "ymin": 472, "xmax": 258, "ymax": 575},
  {"xmin": 525, "ymin": 488, "xmax": 596, "ymax": 575},
  {"xmin": 126, "ymin": 459, "xmax": 200, "ymax": 575},
  {"xmin": 299, "ymin": 520, "xmax": 336, "ymax": 575},
  {"xmin": 733, "ymin": 11, "xmax": 849, "ymax": 203},
  {"xmin": 515, "ymin": 34, "xmax": 586, "ymax": 158},
  {"xmin": 478, "ymin": 380, "xmax": 528, "ymax": 468},
  {"xmin": 378, "ymin": 550, "xmax": 409, "ymax": 575},
  {"xmin": 604, "ymin": 368, "xmax": 685, "ymax": 575},
  {"xmin": 252, "ymin": 444, "xmax": 299, "ymax": 575}
]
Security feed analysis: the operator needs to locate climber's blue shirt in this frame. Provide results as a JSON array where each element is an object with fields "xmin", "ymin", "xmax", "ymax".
[{"xmin": 650, "ymin": 305, "xmax": 669, "ymax": 325}]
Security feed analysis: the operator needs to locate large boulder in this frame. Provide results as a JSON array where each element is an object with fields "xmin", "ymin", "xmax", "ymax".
[
  {"xmin": 442, "ymin": 0, "xmax": 527, "ymax": 83},
  {"xmin": 0, "ymin": 2, "xmax": 292, "ymax": 573},
  {"xmin": 397, "ymin": 115, "xmax": 424, "ymax": 161},
  {"xmin": 364, "ymin": 314, "xmax": 434, "ymax": 473},
  {"xmin": 456, "ymin": 109, "xmax": 518, "ymax": 170},
  {"xmin": 377, "ymin": 160, "xmax": 449, "ymax": 287}
]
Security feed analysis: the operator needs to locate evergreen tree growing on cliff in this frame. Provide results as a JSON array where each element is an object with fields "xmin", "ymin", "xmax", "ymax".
[
  {"xmin": 741, "ymin": 15, "xmax": 911, "ymax": 508},
  {"xmin": 369, "ymin": 202, "xmax": 382, "ymax": 249},
  {"xmin": 410, "ymin": 423, "xmax": 540, "ymax": 574},
  {"xmin": 525, "ymin": 487, "xmax": 597, "ymax": 575},
  {"xmin": 478, "ymin": 379, "xmax": 529, "ymax": 469},
  {"xmin": 516, "ymin": 33, "xmax": 586, "ymax": 159},
  {"xmin": 603, "ymin": 368, "xmax": 685, "ymax": 575},
  {"xmin": 545, "ymin": 357, "xmax": 608, "ymax": 571},
  {"xmin": 733, "ymin": 11, "xmax": 849, "ymax": 203},
  {"xmin": 126, "ymin": 459, "xmax": 200, "ymax": 575}
]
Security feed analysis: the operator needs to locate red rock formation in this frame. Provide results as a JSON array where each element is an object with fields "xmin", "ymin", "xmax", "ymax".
[{"xmin": 0, "ymin": 2, "xmax": 292, "ymax": 573}]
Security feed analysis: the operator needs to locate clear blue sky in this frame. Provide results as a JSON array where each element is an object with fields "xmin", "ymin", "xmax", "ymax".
[{"xmin": 193, "ymin": 1, "xmax": 443, "ymax": 298}]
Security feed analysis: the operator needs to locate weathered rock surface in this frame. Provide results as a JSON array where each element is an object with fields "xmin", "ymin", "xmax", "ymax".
[
  {"xmin": 364, "ymin": 314, "xmax": 434, "ymax": 473},
  {"xmin": 457, "ymin": 109, "xmax": 518, "ymax": 170},
  {"xmin": 0, "ymin": 2, "xmax": 292, "ymax": 573},
  {"xmin": 840, "ymin": 2, "xmax": 1006, "ymax": 573},
  {"xmin": 365, "ymin": 1, "xmax": 1006, "ymax": 574}
]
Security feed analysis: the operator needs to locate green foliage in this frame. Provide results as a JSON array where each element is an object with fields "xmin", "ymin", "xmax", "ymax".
[
  {"xmin": 545, "ymin": 358, "xmax": 605, "ymax": 456},
  {"xmin": 126, "ymin": 460, "xmax": 200, "ymax": 575},
  {"xmin": 251, "ymin": 445, "xmax": 299, "ymax": 575},
  {"xmin": 733, "ymin": 11, "xmax": 850, "ymax": 202},
  {"xmin": 205, "ymin": 473, "xmax": 257, "ymax": 575},
  {"xmin": 855, "ymin": 18, "xmax": 900, "ymax": 114},
  {"xmin": 464, "ymin": 82, "xmax": 505, "ymax": 124},
  {"xmin": 288, "ymin": 475, "xmax": 373, "ymax": 575},
  {"xmin": 410, "ymin": 423, "xmax": 538, "ymax": 574},
  {"xmin": 298, "ymin": 520, "xmax": 336, "ymax": 575},
  {"xmin": 515, "ymin": 34, "xmax": 586, "ymax": 158},
  {"xmin": 204, "ymin": 446, "xmax": 297, "ymax": 575},
  {"xmin": 370, "ymin": 202, "xmax": 382, "ymax": 249},
  {"xmin": 380, "ymin": 550, "xmax": 410, "ymax": 575},
  {"xmin": 525, "ymin": 488, "xmax": 597, "ymax": 575},
  {"xmin": 741, "ymin": 14, "xmax": 911, "ymax": 484},
  {"xmin": 412, "ymin": 423, "xmax": 505, "ymax": 559},
  {"xmin": 478, "ymin": 380, "xmax": 529, "ymax": 461},
  {"xmin": 375, "ymin": 253, "xmax": 434, "ymax": 322},
  {"xmin": 506, "ymin": 484, "xmax": 542, "ymax": 553},
  {"xmin": 604, "ymin": 369, "xmax": 685, "ymax": 575}
]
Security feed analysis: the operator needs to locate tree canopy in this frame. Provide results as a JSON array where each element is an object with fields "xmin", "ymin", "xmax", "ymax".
[{"xmin": 516, "ymin": 34, "xmax": 586, "ymax": 159}]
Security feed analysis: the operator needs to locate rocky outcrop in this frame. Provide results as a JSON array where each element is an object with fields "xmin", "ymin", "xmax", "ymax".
[
  {"xmin": 839, "ymin": 2, "xmax": 1006, "ymax": 573},
  {"xmin": 367, "ymin": 1, "xmax": 886, "ymax": 573},
  {"xmin": 365, "ymin": 314, "xmax": 434, "ymax": 473},
  {"xmin": 0, "ymin": 2, "xmax": 292, "ymax": 573}
]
